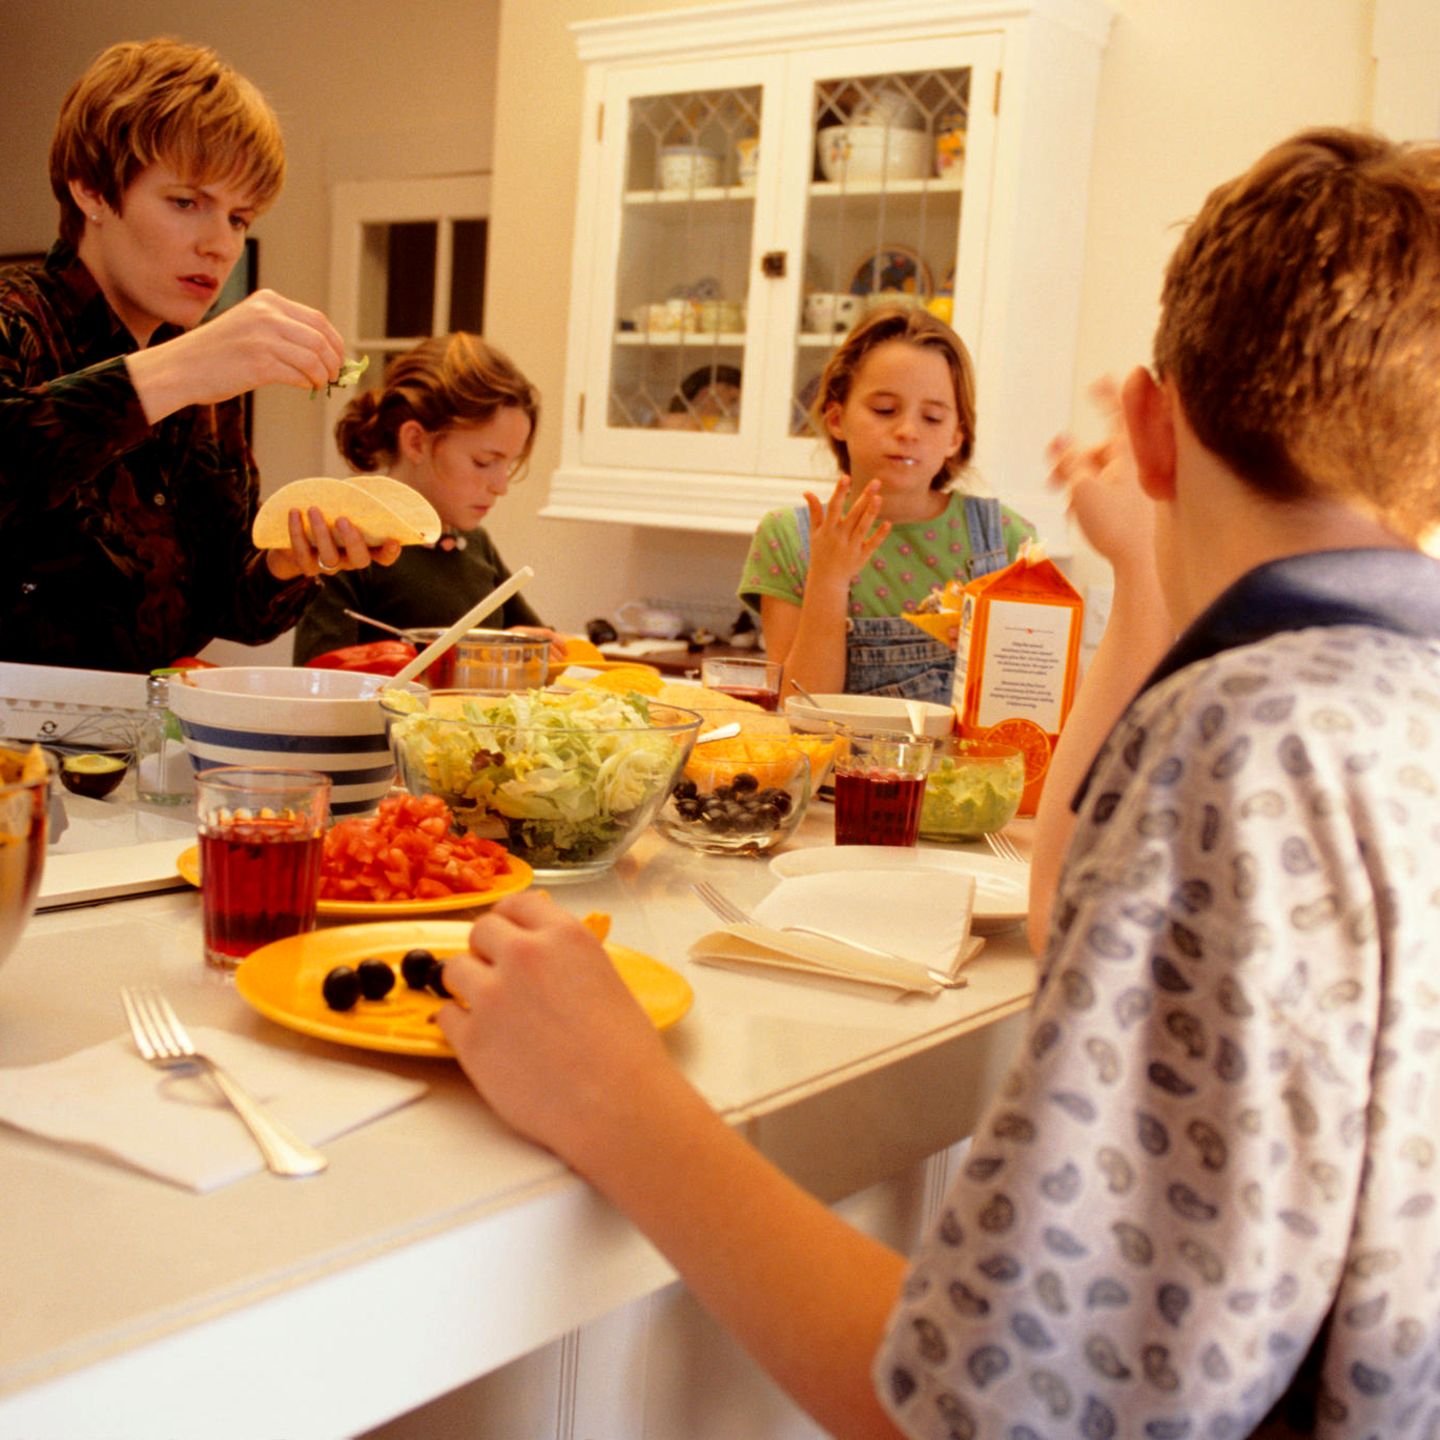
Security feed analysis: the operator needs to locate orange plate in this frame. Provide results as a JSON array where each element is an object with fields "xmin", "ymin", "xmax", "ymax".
[
  {"xmin": 175, "ymin": 845, "xmax": 534, "ymax": 918},
  {"xmin": 234, "ymin": 920, "xmax": 693, "ymax": 1057}
]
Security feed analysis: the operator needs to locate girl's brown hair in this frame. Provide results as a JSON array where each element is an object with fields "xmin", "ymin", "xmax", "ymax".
[
  {"xmin": 811, "ymin": 304, "xmax": 977, "ymax": 490},
  {"xmin": 336, "ymin": 333, "xmax": 540, "ymax": 477},
  {"xmin": 50, "ymin": 38, "xmax": 285, "ymax": 248}
]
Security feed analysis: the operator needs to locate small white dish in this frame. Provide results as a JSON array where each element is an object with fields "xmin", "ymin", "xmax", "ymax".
[
  {"xmin": 768, "ymin": 844, "xmax": 1028, "ymax": 935},
  {"xmin": 783, "ymin": 693, "xmax": 954, "ymax": 740}
]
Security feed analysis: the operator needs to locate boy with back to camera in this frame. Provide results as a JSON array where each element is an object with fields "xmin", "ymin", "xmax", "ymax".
[{"xmin": 434, "ymin": 128, "xmax": 1440, "ymax": 1437}]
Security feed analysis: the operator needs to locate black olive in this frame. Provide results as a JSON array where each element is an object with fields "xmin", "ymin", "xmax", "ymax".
[
  {"xmin": 676, "ymin": 798, "xmax": 703, "ymax": 820},
  {"xmin": 357, "ymin": 957, "xmax": 396, "ymax": 1000},
  {"xmin": 401, "ymin": 948, "xmax": 435, "ymax": 989},
  {"xmin": 427, "ymin": 958, "xmax": 453, "ymax": 998},
  {"xmin": 758, "ymin": 786, "xmax": 793, "ymax": 816},
  {"xmin": 672, "ymin": 778, "xmax": 698, "ymax": 801},
  {"xmin": 730, "ymin": 772, "xmax": 759, "ymax": 794},
  {"xmin": 322, "ymin": 965, "xmax": 361, "ymax": 1011},
  {"xmin": 754, "ymin": 803, "xmax": 783, "ymax": 829}
]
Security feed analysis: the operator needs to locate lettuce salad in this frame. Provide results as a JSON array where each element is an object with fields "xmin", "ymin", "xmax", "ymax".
[{"xmin": 387, "ymin": 687, "xmax": 689, "ymax": 868}]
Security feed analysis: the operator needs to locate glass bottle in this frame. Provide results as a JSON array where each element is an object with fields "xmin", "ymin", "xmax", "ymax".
[{"xmin": 136, "ymin": 675, "xmax": 190, "ymax": 805}]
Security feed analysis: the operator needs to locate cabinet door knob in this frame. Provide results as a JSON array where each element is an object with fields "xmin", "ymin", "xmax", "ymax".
[{"xmin": 760, "ymin": 251, "xmax": 787, "ymax": 278}]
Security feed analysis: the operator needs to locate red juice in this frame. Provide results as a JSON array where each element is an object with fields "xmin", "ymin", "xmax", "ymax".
[
  {"xmin": 833, "ymin": 769, "xmax": 927, "ymax": 846},
  {"xmin": 199, "ymin": 818, "xmax": 323, "ymax": 967},
  {"xmin": 713, "ymin": 684, "xmax": 781, "ymax": 712}
]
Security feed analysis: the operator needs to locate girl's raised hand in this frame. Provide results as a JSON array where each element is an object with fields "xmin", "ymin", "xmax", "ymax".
[{"xmin": 804, "ymin": 475, "xmax": 890, "ymax": 595}]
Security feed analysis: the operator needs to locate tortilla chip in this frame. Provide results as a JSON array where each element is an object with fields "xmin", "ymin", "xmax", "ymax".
[
  {"xmin": 252, "ymin": 476, "xmax": 442, "ymax": 549},
  {"xmin": 656, "ymin": 682, "xmax": 789, "ymax": 736}
]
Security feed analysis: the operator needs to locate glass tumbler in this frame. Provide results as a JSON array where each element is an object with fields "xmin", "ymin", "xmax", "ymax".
[
  {"xmin": 194, "ymin": 767, "xmax": 330, "ymax": 970},
  {"xmin": 832, "ymin": 731, "xmax": 935, "ymax": 847}
]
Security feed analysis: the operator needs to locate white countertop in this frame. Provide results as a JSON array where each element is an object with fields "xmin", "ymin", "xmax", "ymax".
[{"xmin": 0, "ymin": 802, "xmax": 1036, "ymax": 1438}]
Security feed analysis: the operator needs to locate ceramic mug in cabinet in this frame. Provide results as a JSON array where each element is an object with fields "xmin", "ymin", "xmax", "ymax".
[{"xmin": 803, "ymin": 291, "xmax": 863, "ymax": 335}]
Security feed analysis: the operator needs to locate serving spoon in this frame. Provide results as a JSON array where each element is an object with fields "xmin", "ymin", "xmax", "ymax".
[{"xmin": 390, "ymin": 567, "xmax": 535, "ymax": 687}]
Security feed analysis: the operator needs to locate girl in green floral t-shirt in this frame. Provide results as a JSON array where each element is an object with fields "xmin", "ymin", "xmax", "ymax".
[{"xmin": 738, "ymin": 306, "xmax": 1035, "ymax": 703}]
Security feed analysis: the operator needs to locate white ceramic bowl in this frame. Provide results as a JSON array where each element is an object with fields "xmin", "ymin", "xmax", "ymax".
[
  {"xmin": 658, "ymin": 145, "xmax": 721, "ymax": 190},
  {"xmin": 167, "ymin": 668, "xmax": 427, "ymax": 816},
  {"xmin": 783, "ymin": 693, "xmax": 955, "ymax": 740},
  {"xmin": 816, "ymin": 125, "xmax": 930, "ymax": 182}
]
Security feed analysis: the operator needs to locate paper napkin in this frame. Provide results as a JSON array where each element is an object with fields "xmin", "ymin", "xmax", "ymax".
[
  {"xmin": 0, "ymin": 1028, "xmax": 427, "ymax": 1193},
  {"xmin": 690, "ymin": 870, "xmax": 981, "ymax": 995}
]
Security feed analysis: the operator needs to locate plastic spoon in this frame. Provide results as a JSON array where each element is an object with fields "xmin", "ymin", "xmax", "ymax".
[
  {"xmin": 695, "ymin": 721, "xmax": 741, "ymax": 744},
  {"xmin": 390, "ymin": 567, "xmax": 535, "ymax": 687}
]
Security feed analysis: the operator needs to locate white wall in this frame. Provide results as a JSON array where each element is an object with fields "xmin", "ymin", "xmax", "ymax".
[{"xmin": 6, "ymin": 0, "xmax": 1427, "ymax": 647}]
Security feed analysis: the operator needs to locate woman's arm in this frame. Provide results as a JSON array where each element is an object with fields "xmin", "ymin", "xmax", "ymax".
[{"xmin": 438, "ymin": 894, "xmax": 908, "ymax": 1440}]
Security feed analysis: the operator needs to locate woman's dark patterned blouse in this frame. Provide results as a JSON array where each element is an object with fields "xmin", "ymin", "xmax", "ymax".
[
  {"xmin": 877, "ymin": 552, "xmax": 1440, "ymax": 1438},
  {"xmin": 0, "ymin": 243, "xmax": 315, "ymax": 672}
]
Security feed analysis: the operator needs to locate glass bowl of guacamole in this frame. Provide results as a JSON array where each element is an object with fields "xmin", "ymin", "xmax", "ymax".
[{"xmin": 919, "ymin": 739, "xmax": 1025, "ymax": 842}]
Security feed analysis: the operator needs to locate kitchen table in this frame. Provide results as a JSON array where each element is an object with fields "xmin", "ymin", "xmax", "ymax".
[{"xmin": 0, "ymin": 797, "xmax": 1036, "ymax": 1439}]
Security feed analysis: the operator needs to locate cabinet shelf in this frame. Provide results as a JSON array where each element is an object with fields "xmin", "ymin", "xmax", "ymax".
[
  {"xmin": 614, "ymin": 331, "xmax": 746, "ymax": 346},
  {"xmin": 808, "ymin": 176, "xmax": 961, "ymax": 199},
  {"xmin": 623, "ymin": 186, "xmax": 756, "ymax": 205}
]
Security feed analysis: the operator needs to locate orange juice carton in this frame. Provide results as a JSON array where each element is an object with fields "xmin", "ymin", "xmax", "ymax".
[{"xmin": 946, "ymin": 544, "xmax": 1083, "ymax": 816}]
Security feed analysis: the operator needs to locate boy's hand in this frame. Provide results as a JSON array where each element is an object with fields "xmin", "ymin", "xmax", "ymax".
[
  {"xmin": 1046, "ymin": 377, "xmax": 1155, "ymax": 575},
  {"xmin": 805, "ymin": 475, "xmax": 890, "ymax": 596},
  {"xmin": 436, "ymin": 891, "xmax": 673, "ymax": 1163},
  {"xmin": 126, "ymin": 289, "xmax": 348, "ymax": 422},
  {"xmin": 264, "ymin": 507, "xmax": 402, "ymax": 581}
]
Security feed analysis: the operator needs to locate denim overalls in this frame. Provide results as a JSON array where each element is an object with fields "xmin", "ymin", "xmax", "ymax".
[{"xmin": 793, "ymin": 495, "xmax": 1009, "ymax": 703}]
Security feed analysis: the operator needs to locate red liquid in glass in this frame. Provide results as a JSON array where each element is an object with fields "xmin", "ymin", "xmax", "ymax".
[
  {"xmin": 713, "ymin": 685, "xmax": 780, "ymax": 712},
  {"xmin": 200, "ymin": 819, "xmax": 323, "ymax": 965},
  {"xmin": 833, "ymin": 769, "xmax": 926, "ymax": 846}
]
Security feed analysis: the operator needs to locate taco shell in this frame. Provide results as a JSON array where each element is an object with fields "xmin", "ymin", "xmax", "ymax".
[{"xmin": 252, "ymin": 475, "xmax": 442, "ymax": 549}]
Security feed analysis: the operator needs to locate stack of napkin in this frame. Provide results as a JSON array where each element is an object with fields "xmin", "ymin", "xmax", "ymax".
[
  {"xmin": 691, "ymin": 870, "xmax": 981, "ymax": 995},
  {"xmin": 0, "ymin": 1028, "xmax": 427, "ymax": 1192}
]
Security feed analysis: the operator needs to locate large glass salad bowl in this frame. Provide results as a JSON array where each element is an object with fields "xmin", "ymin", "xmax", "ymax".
[{"xmin": 380, "ymin": 687, "xmax": 703, "ymax": 881}]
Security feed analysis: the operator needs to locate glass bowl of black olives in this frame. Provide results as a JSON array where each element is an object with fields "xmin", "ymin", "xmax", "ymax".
[{"xmin": 655, "ymin": 737, "xmax": 812, "ymax": 856}]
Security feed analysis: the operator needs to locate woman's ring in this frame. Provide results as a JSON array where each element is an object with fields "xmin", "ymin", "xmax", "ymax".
[{"xmin": 317, "ymin": 561, "xmax": 340, "ymax": 575}]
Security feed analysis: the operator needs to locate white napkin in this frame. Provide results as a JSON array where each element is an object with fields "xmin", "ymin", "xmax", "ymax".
[
  {"xmin": 0, "ymin": 1028, "xmax": 427, "ymax": 1193},
  {"xmin": 690, "ymin": 871, "xmax": 981, "ymax": 995}
]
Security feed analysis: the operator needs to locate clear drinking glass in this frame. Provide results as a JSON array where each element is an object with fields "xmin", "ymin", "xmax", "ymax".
[
  {"xmin": 832, "ymin": 730, "xmax": 935, "ymax": 847},
  {"xmin": 194, "ymin": 767, "xmax": 330, "ymax": 970},
  {"xmin": 699, "ymin": 656, "xmax": 782, "ymax": 711}
]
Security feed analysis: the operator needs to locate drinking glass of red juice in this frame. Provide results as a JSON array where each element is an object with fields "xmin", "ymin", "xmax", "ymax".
[
  {"xmin": 700, "ymin": 656, "xmax": 782, "ymax": 711},
  {"xmin": 194, "ymin": 767, "xmax": 331, "ymax": 970},
  {"xmin": 832, "ymin": 731, "xmax": 935, "ymax": 847}
]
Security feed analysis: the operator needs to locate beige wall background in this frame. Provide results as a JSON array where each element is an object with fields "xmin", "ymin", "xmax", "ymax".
[{"xmin": 6, "ymin": 0, "xmax": 1431, "ymax": 655}]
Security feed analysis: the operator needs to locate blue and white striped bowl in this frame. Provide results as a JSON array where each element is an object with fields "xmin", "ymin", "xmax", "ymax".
[{"xmin": 167, "ymin": 668, "xmax": 426, "ymax": 817}]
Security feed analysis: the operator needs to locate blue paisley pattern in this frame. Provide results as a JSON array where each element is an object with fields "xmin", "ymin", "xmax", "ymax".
[{"xmin": 877, "ymin": 624, "xmax": 1440, "ymax": 1437}]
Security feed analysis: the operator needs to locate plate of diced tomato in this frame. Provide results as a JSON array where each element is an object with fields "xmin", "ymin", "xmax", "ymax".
[{"xmin": 176, "ymin": 793, "xmax": 533, "ymax": 917}]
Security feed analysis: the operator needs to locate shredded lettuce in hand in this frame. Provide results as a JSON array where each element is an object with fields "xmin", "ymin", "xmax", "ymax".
[
  {"xmin": 312, "ymin": 355, "xmax": 370, "ymax": 399},
  {"xmin": 388, "ymin": 687, "xmax": 684, "ymax": 866}
]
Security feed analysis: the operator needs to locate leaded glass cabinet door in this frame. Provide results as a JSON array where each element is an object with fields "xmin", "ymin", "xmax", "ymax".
[
  {"xmin": 579, "ymin": 56, "xmax": 784, "ymax": 473},
  {"xmin": 753, "ymin": 36, "xmax": 1002, "ymax": 480}
]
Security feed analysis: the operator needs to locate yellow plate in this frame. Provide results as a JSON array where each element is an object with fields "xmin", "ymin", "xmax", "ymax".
[
  {"xmin": 234, "ymin": 919, "xmax": 693, "ymax": 1057},
  {"xmin": 176, "ymin": 845, "xmax": 534, "ymax": 918}
]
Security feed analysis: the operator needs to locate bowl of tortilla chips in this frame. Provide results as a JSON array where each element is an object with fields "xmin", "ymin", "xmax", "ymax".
[{"xmin": 0, "ymin": 745, "xmax": 52, "ymax": 972}]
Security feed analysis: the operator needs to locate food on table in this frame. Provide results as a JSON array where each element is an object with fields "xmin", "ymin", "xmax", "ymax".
[
  {"xmin": 251, "ymin": 473, "xmax": 441, "ymax": 549},
  {"xmin": 658, "ymin": 735, "xmax": 812, "ymax": 854},
  {"xmin": 357, "ymin": 957, "xmax": 396, "ymax": 1000},
  {"xmin": 401, "ymin": 947, "xmax": 436, "ymax": 990},
  {"xmin": 322, "ymin": 966, "xmax": 361, "ymax": 1011},
  {"xmin": 304, "ymin": 640, "xmax": 418, "ymax": 676},
  {"xmin": 581, "ymin": 665, "xmax": 664, "ymax": 697},
  {"xmin": 919, "ymin": 744, "xmax": 1025, "ymax": 842},
  {"xmin": 384, "ymin": 687, "xmax": 700, "ymax": 874},
  {"xmin": 320, "ymin": 793, "xmax": 513, "ymax": 904},
  {"xmin": 58, "ymin": 751, "xmax": 130, "ymax": 799},
  {"xmin": 581, "ymin": 911, "xmax": 611, "ymax": 942}
]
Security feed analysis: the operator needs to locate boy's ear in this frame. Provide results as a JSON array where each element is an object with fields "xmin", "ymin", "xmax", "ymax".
[
  {"xmin": 68, "ymin": 178, "xmax": 104, "ymax": 218},
  {"xmin": 1121, "ymin": 366, "xmax": 1177, "ymax": 502}
]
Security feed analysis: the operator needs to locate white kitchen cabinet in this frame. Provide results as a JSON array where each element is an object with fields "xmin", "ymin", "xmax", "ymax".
[{"xmin": 548, "ymin": 0, "xmax": 1113, "ymax": 544}]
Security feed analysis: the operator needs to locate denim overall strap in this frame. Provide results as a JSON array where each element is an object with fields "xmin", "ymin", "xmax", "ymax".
[{"xmin": 964, "ymin": 495, "xmax": 1009, "ymax": 578}]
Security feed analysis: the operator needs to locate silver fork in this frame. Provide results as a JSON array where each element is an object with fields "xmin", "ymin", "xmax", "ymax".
[
  {"xmin": 691, "ymin": 881, "xmax": 966, "ymax": 989},
  {"xmin": 120, "ymin": 987, "xmax": 328, "ymax": 1178},
  {"xmin": 985, "ymin": 830, "xmax": 1025, "ymax": 865}
]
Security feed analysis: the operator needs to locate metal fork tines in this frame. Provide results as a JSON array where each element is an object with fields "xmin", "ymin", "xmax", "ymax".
[
  {"xmin": 690, "ymin": 882, "xmax": 966, "ymax": 989},
  {"xmin": 120, "ymin": 987, "xmax": 327, "ymax": 1178},
  {"xmin": 985, "ymin": 830, "xmax": 1024, "ymax": 865}
]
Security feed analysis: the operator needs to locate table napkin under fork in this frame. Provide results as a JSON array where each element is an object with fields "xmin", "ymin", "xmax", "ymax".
[
  {"xmin": 0, "ymin": 1028, "xmax": 427, "ymax": 1193},
  {"xmin": 690, "ymin": 870, "xmax": 981, "ymax": 996}
]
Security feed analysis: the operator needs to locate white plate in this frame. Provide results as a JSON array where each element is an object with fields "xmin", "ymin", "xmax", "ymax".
[
  {"xmin": 768, "ymin": 845, "xmax": 1028, "ymax": 935},
  {"xmin": 782, "ymin": 694, "xmax": 954, "ymax": 740}
]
